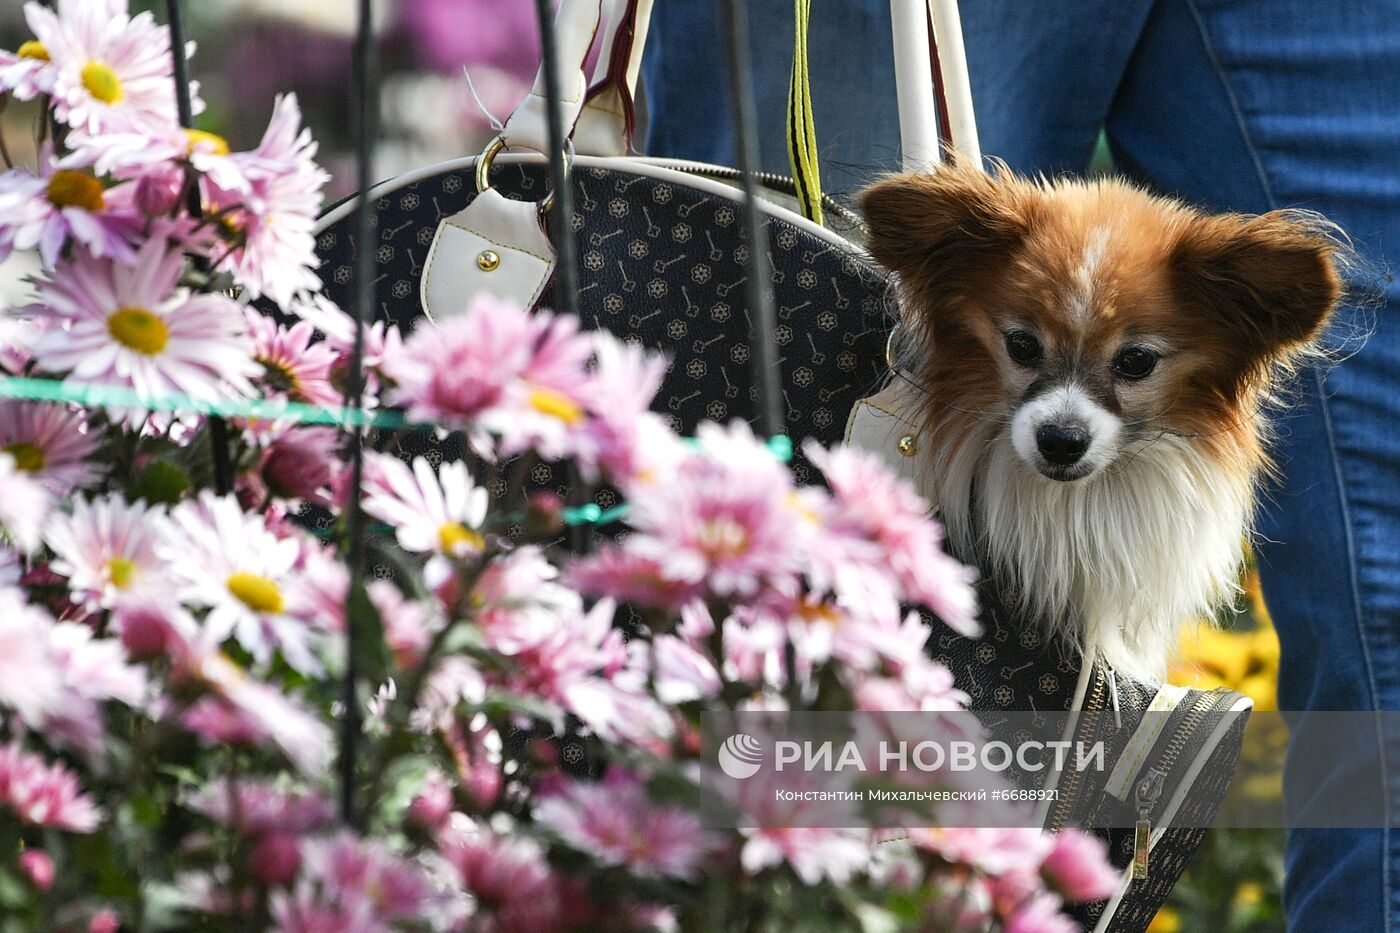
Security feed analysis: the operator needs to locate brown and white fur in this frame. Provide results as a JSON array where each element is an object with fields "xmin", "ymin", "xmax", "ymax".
[{"xmin": 859, "ymin": 162, "xmax": 1342, "ymax": 682}]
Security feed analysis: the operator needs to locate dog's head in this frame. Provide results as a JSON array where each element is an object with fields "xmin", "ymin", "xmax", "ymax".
[{"xmin": 860, "ymin": 162, "xmax": 1342, "ymax": 483}]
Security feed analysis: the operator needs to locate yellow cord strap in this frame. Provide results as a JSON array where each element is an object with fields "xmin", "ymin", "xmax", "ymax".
[{"xmin": 785, "ymin": 0, "xmax": 824, "ymax": 225}]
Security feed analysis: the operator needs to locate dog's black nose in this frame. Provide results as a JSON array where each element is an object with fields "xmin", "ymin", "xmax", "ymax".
[{"xmin": 1036, "ymin": 424, "xmax": 1090, "ymax": 465}]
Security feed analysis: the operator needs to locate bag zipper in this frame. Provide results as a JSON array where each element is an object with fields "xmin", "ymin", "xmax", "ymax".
[
  {"xmin": 1131, "ymin": 688, "xmax": 1229, "ymax": 882},
  {"xmin": 653, "ymin": 159, "xmax": 869, "ymax": 233},
  {"xmin": 1046, "ymin": 664, "xmax": 1108, "ymax": 834}
]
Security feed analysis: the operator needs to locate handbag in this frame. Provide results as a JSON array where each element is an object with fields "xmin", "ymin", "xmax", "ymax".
[{"xmin": 308, "ymin": 1, "xmax": 1250, "ymax": 928}]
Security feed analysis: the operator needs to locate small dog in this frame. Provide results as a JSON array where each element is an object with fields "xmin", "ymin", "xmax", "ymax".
[{"xmin": 859, "ymin": 162, "xmax": 1342, "ymax": 682}]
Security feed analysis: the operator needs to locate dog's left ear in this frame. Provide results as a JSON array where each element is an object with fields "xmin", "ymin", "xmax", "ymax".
[
  {"xmin": 1172, "ymin": 211, "xmax": 1342, "ymax": 359},
  {"xmin": 859, "ymin": 161, "xmax": 1038, "ymax": 306}
]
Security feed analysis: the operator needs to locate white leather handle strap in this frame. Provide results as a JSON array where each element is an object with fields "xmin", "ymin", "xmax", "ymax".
[
  {"xmin": 500, "ymin": 0, "xmax": 604, "ymax": 154},
  {"xmin": 892, "ymin": 0, "xmax": 982, "ymax": 170},
  {"xmin": 575, "ymin": 0, "xmax": 655, "ymax": 155}
]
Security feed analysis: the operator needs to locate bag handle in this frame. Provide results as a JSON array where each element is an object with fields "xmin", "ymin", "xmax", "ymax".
[
  {"xmin": 497, "ymin": 0, "xmax": 981, "ymax": 170},
  {"xmin": 890, "ymin": 0, "xmax": 980, "ymax": 169}
]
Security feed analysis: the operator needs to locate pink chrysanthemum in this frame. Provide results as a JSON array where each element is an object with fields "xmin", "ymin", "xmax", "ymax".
[
  {"xmin": 190, "ymin": 652, "xmax": 334, "ymax": 778},
  {"xmin": 44, "ymin": 494, "xmax": 165, "ymax": 609},
  {"xmin": 0, "ymin": 454, "xmax": 51, "ymax": 553},
  {"xmin": 257, "ymin": 424, "xmax": 339, "ymax": 505},
  {"xmin": 27, "ymin": 0, "xmax": 194, "ymax": 137},
  {"xmin": 567, "ymin": 547, "xmax": 703, "ymax": 611},
  {"xmin": 0, "ymin": 156, "xmax": 142, "ymax": 267},
  {"xmin": 440, "ymin": 816, "xmax": 564, "ymax": 931},
  {"xmin": 0, "ymin": 401, "xmax": 100, "ymax": 496},
  {"xmin": 804, "ymin": 440, "xmax": 980, "ymax": 636},
  {"xmin": 30, "ymin": 240, "xmax": 258, "ymax": 412},
  {"xmin": 0, "ymin": 36, "xmax": 56, "ymax": 101},
  {"xmin": 203, "ymin": 95, "xmax": 327, "ymax": 306},
  {"xmin": 576, "ymin": 336, "xmax": 671, "ymax": 484},
  {"xmin": 270, "ymin": 832, "xmax": 443, "ymax": 930},
  {"xmin": 359, "ymin": 454, "xmax": 488, "ymax": 561},
  {"xmin": 385, "ymin": 296, "xmax": 597, "ymax": 459},
  {"xmin": 624, "ymin": 421, "xmax": 802, "ymax": 599},
  {"xmin": 536, "ymin": 769, "xmax": 714, "ymax": 880},
  {"xmin": 157, "ymin": 492, "xmax": 327, "ymax": 675},
  {"xmin": 245, "ymin": 310, "xmax": 341, "ymax": 406},
  {"xmin": 0, "ymin": 742, "xmax": 102, "ymax": 832},
  {"xmin": 0, "ymin": 587, "xmax": 66, "ymax": 725},
  {"xmin": 187, "ymin": 779, "xmax": 333, "ymax": 839}
]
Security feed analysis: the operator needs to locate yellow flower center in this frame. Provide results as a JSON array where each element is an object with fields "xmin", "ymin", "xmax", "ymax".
[
  {"xmin": 81, "ymin": 61, "xmax": 123, "ymax": 104},
  {"xmin": 184, "ymin": 129, "xmax": 230, "ymax": 157},
  {"xmin": 527, "ymin": 387, "xmax": 584, "ymax": 425},
  {"xmin": 18, "ymin": 40, "xmax": 49, "ymax": 62},
  {"xmin": 226, "ymin": 571, "xmax": 285, "ymax": 614},
  {"xmin": 698, "ymin": 518, "xmax": 750, "ymax": 559},
  {"xmin": 106, "ymin": 557, "xmax": 137, "ymax": 590},
  {"xmin": 796, "ymin": 598, "xmax": 842, "ymax": 627},
  {"xmin": 107, "ymin": 307, "xmax": 169, "ymax": 356},
  {"xmin": 437, "ymin": 522, "xmax": 484, "ymax": 554},
  {"xmin": 46, "ymin": 171, "xmax": 105, "ymax": 212},
  {"xmin": 1, "ymin": 442, "xmax": 44, "ymax": 473}
]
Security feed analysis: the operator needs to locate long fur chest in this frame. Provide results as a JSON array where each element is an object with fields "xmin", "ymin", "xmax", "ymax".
[{"xmin": 935, "ymin": 431, "xmax": 1254, "ymax": 683}]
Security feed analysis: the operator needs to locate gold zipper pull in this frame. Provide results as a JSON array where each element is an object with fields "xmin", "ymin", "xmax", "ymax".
[
  {"xmin": 1133, "ymin": 769, "xmax": 1166, "ymax": 881},
  {"xmin": 1133, "ymin": 816, "xmax": 1151, "ymax": 880}
]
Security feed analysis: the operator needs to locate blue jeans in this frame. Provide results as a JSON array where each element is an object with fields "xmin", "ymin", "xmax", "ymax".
[{"xmin": 642, "ymin": 2, "xmax": 1400, "ymax": 930}]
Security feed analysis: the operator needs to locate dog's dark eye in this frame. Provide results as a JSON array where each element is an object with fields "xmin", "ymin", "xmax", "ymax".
[
  {"xmin": 1004, "ymin": 330, "xmax": 1043, "ymax": 368},
  {"xmin": 1111, "ymin": 346, "xmax": 1160, "ymax": 380}
]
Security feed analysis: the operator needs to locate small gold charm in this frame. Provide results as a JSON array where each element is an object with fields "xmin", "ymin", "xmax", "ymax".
[
  {"xmin": 476, "ymin": 249, "xmax": 501, "ymax": 271},
  {"xmin": 896, "ymin": 434, "xmax": 918, "ymax": 457}
]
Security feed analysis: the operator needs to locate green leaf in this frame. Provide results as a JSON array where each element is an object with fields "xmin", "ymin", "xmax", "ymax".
[
  {"xmin": 347, "ymin": 578, "xmax": 392, "ymax": 686},
  {"xmin": 129, "ymin": 460, "xmax": 191, "ymax": 506}
]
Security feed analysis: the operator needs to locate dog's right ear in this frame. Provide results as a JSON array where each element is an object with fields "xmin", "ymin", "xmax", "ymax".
[{"xmin": 859, "ymin": 162, "xmax": 1037, "ymax": 296}]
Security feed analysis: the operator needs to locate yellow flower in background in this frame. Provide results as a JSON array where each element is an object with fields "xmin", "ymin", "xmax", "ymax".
[
  {"xmin": 1146, "ymin": 906, "xmax": 1182, "ymax": 933},
  {"xmin": 1170, "ymin": 566, "xmax": 1279, "ymax": 712}
]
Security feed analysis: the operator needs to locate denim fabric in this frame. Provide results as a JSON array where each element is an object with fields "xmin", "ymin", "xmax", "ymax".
[{"xmin": 642, "ymin": 2, "xmax": 1400, "ymax": 930}]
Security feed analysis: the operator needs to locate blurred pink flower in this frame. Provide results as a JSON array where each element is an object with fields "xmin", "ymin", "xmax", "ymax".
[
  {"xmin": 44, "ymin": 494, "xmax": 164, "ymax": 609},
  {"xmin": 439, "ymin": 815, "xmax": 564, "ymax": 933},
  {"xmin": 804, "ymin": 440, "xmax": 980, "ymax": 636},
  {"xmin": 1039, "ymin": 829, "xmax": 1119, "ymax": 902},
  {"xmin": 271, "ymin": 832, "xmax": 442, "ymax": 930},
  {"xmin": 0, "ymin": 39, "xmax": 56, "ymax": 101},
  {"xmin": 187, "ymin": 779, "xmax": 333, "ymax": 839},
  {"xmin": 567, "ymin": 543, "xmax": 704, "ymax": 611},
  {"xmin": 190, "ymin": 653, "xmax": 334, "ymax": 777},
  {"xmin": 18, "ymin": 849, "xmax": 54, "ymax": 890},
  {"xmin": 204, "ymin": 94, "xmax": 327, "ymax": 306},
  {"xmin": 0, "ymin": 742, "xmax": 102, "ymax": 832},
  {"xmin": 625, "ymin": 421, "xmax": 802, "ymax": 599},
  {"xmin": 246, "ymin": 312, "xmax": 341, "ymax": 407},
  {"xmin": 261, "ymin": 426, "xmax": 339, "ymax": 504},
  {"xmin": 87, "ymin": 908, "xmax": 121, "ymax": 933},
  {"xmin": 0, "ymin": 587, "xmax": 65, "ymax": 732},
  {"xmin": 252, "ymin": 832, "xmax": 304, "ymax": 888},
  {"xmin": 30, "ymin": 240, "xmax": 258, "ymax": 413},
  {"xmin": 407, "ymin": 770, "xmax": 455, "ymax": 833},
  {"xmin": 536, "ymin": 769, "xmax": 714, "ymax": 881},
  {"xmin": 0, "ymin": 401, "xmax": 99, "ymax": 496},
  {"xmin": 739, "ymin": 826, "xmax": 871, "ymax": 886},
  {"xmin": 0, "ymin": 158, "xmax": 142, "ymax": 267},
  {"xmin": 1004, "ymin": 891, "xmax": 1079, "ymax": 933},
  {"xmin": 0, "ymin": 454, "xmax": 51, "ymax": 553}
]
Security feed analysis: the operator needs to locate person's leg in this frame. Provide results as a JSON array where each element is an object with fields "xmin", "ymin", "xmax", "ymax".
[
  {"xmin": 640, "ymin": 1, "xmax": 1157, "ymax": 191},
  {"xmin": 1104, "ymin": 1, "xmax": 1400, "ymax": 929}
]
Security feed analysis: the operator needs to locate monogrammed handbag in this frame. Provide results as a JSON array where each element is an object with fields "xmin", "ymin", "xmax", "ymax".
[{"xmin": 308, "ymin": 1, "xmax": 1249, "ymax": 928}]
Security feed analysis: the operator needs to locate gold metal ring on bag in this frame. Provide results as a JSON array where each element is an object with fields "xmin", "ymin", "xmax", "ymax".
[{"xmin": 474, "ymin": 133, "xmax": 565, "ymax": 214}]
